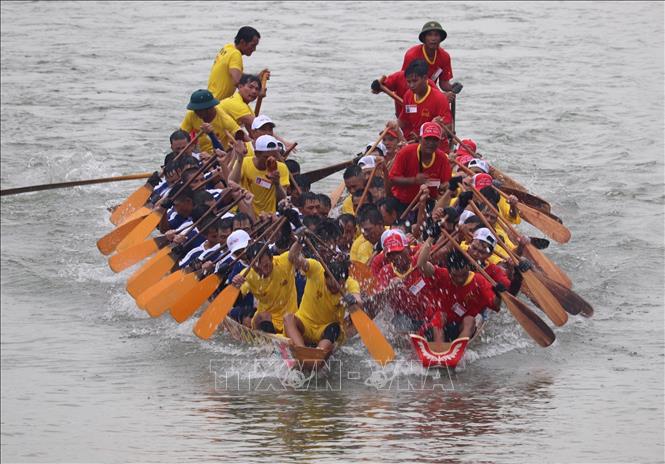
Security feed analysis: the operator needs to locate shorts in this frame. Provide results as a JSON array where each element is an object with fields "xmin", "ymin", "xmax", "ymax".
[
  {"xmin": 296, "ymin": 313, "xmax": 345, "ymax": 345},
  {"xmin": 229, "ymin": 306, "xmax": 256, "ymax": 324}
]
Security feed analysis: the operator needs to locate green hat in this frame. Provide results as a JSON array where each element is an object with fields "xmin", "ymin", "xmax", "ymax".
[
  {"xmin": 419, "ymin": 21, "xmax": 447, "ymax": 43},
  {"xmin": 187, "ymin": 89, "xmax": 219, "ymax": 111}
]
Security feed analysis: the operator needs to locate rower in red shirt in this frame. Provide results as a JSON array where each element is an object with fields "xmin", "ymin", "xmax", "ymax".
[
  {"xmin": 372, "ymin": 231, "xmax": 444, "ymax": 336},
  {"xmin": 402, "ymin": 21, "xmax": 453, "ymax": 93},
  {"xmin": 398, "ymin": 59, "xmax": 453, "ymax": 151},
  {"xmin": 418, "ymin": 244, "xmax": 499, "ymax": 344},
  {"xmin": 371, "ymin": 70, "xmax": 436, "ymax": 118},
  {"xmin": 388, "ymin": 121, "xmax": 452, "ymax": 210}
]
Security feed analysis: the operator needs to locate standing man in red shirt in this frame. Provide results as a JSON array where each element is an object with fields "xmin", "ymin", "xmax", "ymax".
[
  {"xmin": 398, "ymin": 59, "xmax": 453, "ymax": 150},
  {"xmin": 402, "ymin": 21, "xmax": 453, "ymax": 93},
  {"xmin": 388, "ymin": 122, "xmax": 452, "ymax": 211}
]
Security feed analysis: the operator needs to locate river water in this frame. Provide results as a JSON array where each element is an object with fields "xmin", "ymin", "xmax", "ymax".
[{"xmin": 1, "ymin": 1, "xmax": 663, "ymax": 463}]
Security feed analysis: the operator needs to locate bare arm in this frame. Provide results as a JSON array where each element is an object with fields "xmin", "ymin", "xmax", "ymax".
[{"xmin": 417, "ymin": 238, "xmax": 435, "ymax": 278}]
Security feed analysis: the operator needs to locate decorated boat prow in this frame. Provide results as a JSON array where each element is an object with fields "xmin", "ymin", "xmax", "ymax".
[{"xmin": 409, "ymin": 335, "xmax": 470, "ymax": 369}]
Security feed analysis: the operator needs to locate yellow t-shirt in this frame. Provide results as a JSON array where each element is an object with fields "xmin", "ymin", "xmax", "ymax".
[
  {"xmin": 296, "ymin": 259, "xmax": 360, "ymax": 329},
  {"xmin": 341, "ymin": 195, "xmax": 354, "ymax": 215},
  {"xmin": 498, "ymin": 196, "xmax": 521, "ymax": 225},
  {"xmin": 350, "ymin": 234, "xmax": 374, "ymax": 264},
  {"xmin": 240, "ymin": 156, "xmax": 290, "ymax": 215},
  {"xmin": 180, "ymin": 106, "xmax": 240, "ymax": 154},
  {"xmin": 240, "ymin": 251, "xmax": 298, "ymax": 332},
  {"xmin": 207, "ymin": 43, "xmax": 243, "ymax": 101},
  {"xmin": 219, "ymin": 91, "xmax": 254, "ymax": 125}
]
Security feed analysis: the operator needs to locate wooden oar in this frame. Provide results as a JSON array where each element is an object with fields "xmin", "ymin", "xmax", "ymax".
[
  {"xmin": 97, "ymin": 216, "xmax": 148, "ymax": 255},
  {"xmin": 169, "ymin": 217, "xmax": 278, "ymax": 323},
  {"xmin": 114, "ymin": 154, "xmax": 219, "ymax": 253},
  {"xmin": 497, "ymin": 185, "xmax": 552, "ymax": 215},
  {"xmin": 0, "ymin": 172, "xmax": 152, "ymax": 196},
  {"xmin": 469, "ymin": 201, "xmax": 568, "ymax": 326},
  {"xmin": 441, "ymin": 229, "xmax": 555, "ymax": 347},
  {"xmin": 254, "ymin": 71, "xmax": 269, "ymax": 116},
  {"xmin": 355, "ymin": 166, "xmax": 377, "ymax": 213},
  {"xmin": 109, "ymin": 131, "xmax": 203, "ymax": 225},
  {"xmin": 379, "ymin": 84, "xmax": 404, "ymax": 104},
  {"xmin": 108, "ymin": 193, "xmax": 240, "ymax": 272},
  {"xmin": 472, "ymin": 187, "xmax": 574, "ymax": 289},
  {"xmin": 299, "ymin": 158, "xmax": 357, "ymax": 186},
  {"xmin": 303, "ymin": 235, "xmax": 395, "ymax": 365},
  {"xmin": 193, "ymin": 217, "xmax": 287, "ymax": 340},
  {"xmin": 532, "ymin": 271, "xmax": 593, "ymax": 318},
  {"xmin": 330, "ymin": 127, "xmax": 390, "ymax": 207}
]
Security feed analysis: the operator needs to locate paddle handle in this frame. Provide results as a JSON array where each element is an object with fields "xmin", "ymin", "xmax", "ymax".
[
  {"xmin": 380, "ymin": 84, "xmax": 404, "ymax": 105},
  {"xmin": 254, "ymin": 71, "xmax": 269, "ymax": 116},
  {"xmin": 283, "ymin": 142, "xmax": 297, "ymax": 158},
  {"xmin": 156, "ymin": 152, "xmax": 218, "ymax": 208},
  {"xmin": 241, "ymin": 216, "xmax": 287, "ymax": 277},
  {"xmin": 399, "ymin": 191, "xmax": 421, "ymax": 221},
  {"xmin": 367, "ymin": 126, "xmax": 390, "ymax": 157},
  {"xmin": 355, "ymin": 166, "xmax": 377, "ymax": 213},
  {"xmin": 0, "ymin": 172, "xmax": 153, "ymax": 196},
  {"xmin": 440, "ymin": 229, "xmax": 497, "ymax": 286}
]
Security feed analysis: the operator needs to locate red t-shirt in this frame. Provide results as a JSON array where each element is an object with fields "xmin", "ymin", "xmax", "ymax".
[
  {"xmin": 402, "ymin": 44, "xmax": 453, "ymax": 84},
  {"xmin": 375, "ymin": 252, "xmax": 443, "ymax": 320},
  {"xmin": 383, "ymin": 70, "xmax": 436, "ymax": 118},
  {"xmin": 432, "ymin": 267, "xmax": 496, "ymax": 324},
  {"xmin": 484, "ymin": 263, "xmax": 510, "ymax": 311},
  {"xmin": 398, "ymin": 85, "xmax": 453, "ymax": 150},
  {"xmin": 388, "ymin": 143, "xmax": 452, "ymax": 205}
]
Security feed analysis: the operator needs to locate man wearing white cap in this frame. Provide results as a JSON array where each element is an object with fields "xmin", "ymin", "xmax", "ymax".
[
  {"xmin": 222, "ymin": 229, "xmax": 257, "ymax": 327},
  {"xmin": 229, "ymin": 134, "xmax": 290, "ymax": 215},
  {"xmin": 250, "ymin": 114, "xmax": 296, "ymax": 157}
]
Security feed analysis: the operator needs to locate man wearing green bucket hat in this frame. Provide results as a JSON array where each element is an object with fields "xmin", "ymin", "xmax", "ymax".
[
  {"xmin": 402, "ymin": 21, "xmax": 454, "ymax": 94},
  {"xmin": 180, "ymin": 89, "xmax": 243, "ymax": 155}
]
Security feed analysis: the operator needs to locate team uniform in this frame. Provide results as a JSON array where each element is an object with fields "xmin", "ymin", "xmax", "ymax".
[
  {"xmin": 219, "ymin": 91, "xmax": 254, "ymax": 126},
  {"xmin": 383, "ymin": 70, "xmax": 437, "ymax": 118},
  {"xmin": 429, "ymin": 267, "xmax": 496, "ymax": 340},
  {"xmin": 207, "ymin": 43, "xmax": 243, "ymax": 101},
  {"xmin": 180, "ymin": 106, "xmax": 240, "ymax": 154},
  {"xmin": 239, "ymin": 156, "xmax": 290, "ymax": 215},
  {"xmin": 350, "ymin": 234, "xmax": 374, "ymax": 264},
  {"xmin": 402, "ymin": 44, "xmax": 453, "ymax": 86},
  {"xmin": 239, "ymin": 251, "xmax": 298, "ymax": 333},
  {"xmin": 388, "ymin": 143, "xmax": 452, "ymax": 206},
  {"xmin": 294, "ymin": 259, "xmax": 360, "ymax": 344},
  {"xmin": 399, "ymin": 85, "xmax": 453, "ymax": 152}
]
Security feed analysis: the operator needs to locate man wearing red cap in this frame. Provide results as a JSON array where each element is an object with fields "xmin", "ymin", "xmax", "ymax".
[
  {"xmin": 371, "ymin": 232, "xmax": 445, "ymax": 336},
  {"xmin": 402, "ymin": 21, "xmax": 454, "ymax": 93},
  {"xmin": 398, "ymin": 59, "xmax": 453, "ymax": 150},
  {"xmin": 388, "ymin": 121, "xmax": 452, "ymax": 210}
]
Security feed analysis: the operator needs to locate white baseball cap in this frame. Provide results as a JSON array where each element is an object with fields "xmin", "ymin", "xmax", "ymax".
[
  {"xmin": 251, "ymin": 114, "xmax": 275, "ymax": 131},
  {"xmin": 365, "ymin": 141, "xmax": 386, "ymax": 157},
  {"xmin": 473, "ymin": 227, "xmax": 497, "ymax": 251},
  {"xmin": 458, "ymin": 209, "xmax": 476, "ymax": 225},
  {"xmin": 380, "ymin": 228, "xmax": 407, "ymax": 249},
  {"xmin": 468, "ymin": 158, "xmax": 490, "ymax": 174},
  {"xmin": 255, "ymin": 134, "xmax": 280, "ymax": 152},
  {"xmin": 358, "ymin": 155, "xmax": 376, "ymax": 170},
  {"xmin": 227, "ymin": 230, "xmax": 250, "ymax": 255}
]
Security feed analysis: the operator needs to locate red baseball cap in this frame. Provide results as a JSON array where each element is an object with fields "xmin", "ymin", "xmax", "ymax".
[
  {"xmin": 419, "ymin": 122, "xmax": 443, "ymax": 140},
  {"xmin": 460, "ymin": 139, "xmax": 477, "ymax": 153},
  {"xmin": 384, "ymin": 128, "xmax": 399, "ymax": 138},
  {"xmin": 383, "ymin": 233, "xmax": 406, "ymax": 253},
  {"xmin": 472, "ymin": 173, "xmax": 493, "ymax": 190},
  {"xmin": 456, "ymin": 154, "xmax": 474, "ymax": 166}
]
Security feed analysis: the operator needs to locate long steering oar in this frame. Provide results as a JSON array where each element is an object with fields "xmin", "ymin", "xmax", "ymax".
[
  {"xmin": 303, "ymin": 235, "xmax": 395, "ymax": 365},
  {"xmin": 299, "ymin": 157, "xmax": 359, "ymax": 186},
  {"xmin": 109, "ymin": 131, "xmax": 203, "ymax": 225},
  {"xmin": 193, "ymin": 217, "xmax": 287, "ymax": 340},
  {"xmin": 108, "ymin": 192, "xmax": 238, "ymax": 272},
  {"xmin": 168, "ymin": 217, "xmax": 278, "ymax": 323},
  {"xmin": 0, "ymin": 172, "xmax": 152, "ymax": 196},
  {"xmin": 468, "ymin": 201, "xmax": 568, "ymax": 326},
  {"xmin": 441, "ymin": 229, "xmax": 555, "ymax": 347}
]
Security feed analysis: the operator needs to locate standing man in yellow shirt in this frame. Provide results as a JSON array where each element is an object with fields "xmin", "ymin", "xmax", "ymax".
[
  {"xmin": 229, "ymin": 134, "xmax": 289, "ymax": 215},
  {"xmin": 208, "ymin": 26, "xmax": 265, "ymax": 101},
  {"xmin": 180, "ymin": 89, "xmax": 243, "ymax": 154}
]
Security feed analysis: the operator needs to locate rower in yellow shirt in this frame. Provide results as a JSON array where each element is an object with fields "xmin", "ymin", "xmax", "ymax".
[
  {"xmin": 351, "ymin": 206, "xmax": 385, "ymax": 264},
  {"xmin": 180, "ymin": 89, "xmax": 242, "ymax": 154},
  {"xmin": 208, "ymin": 26, "xmax": 263, "ymax": 101},
  {"xmin": 231, "ymin": 240, "xmax": 299, "ymax": 334},
  {"xmin": 229, "ymin": 134, "xmax": 289, "ymax": 215},
  {"xmin": 218, "ymin": 74, "xmax": 260, "ymax": 134},
  {"xmin": 283, "ymin": 240, "xmax": 361, "ymax": 352},
  {"xmin": 340, "ymin": 164, "xmax": 365, "ymax": 215}
]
